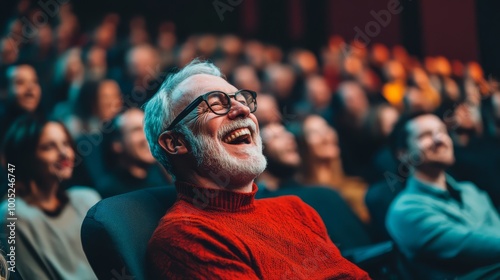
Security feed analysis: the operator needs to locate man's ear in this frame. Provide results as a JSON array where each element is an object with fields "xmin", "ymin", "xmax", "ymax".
[{"xmin": 158, "ymin": 132, "xmax": 189, "ymax": 155}]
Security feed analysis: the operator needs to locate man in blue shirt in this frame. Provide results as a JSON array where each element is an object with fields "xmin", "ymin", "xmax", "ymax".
[{"xmin": 386, "ymin": 112, "xmax": 500, "ymax": 279}]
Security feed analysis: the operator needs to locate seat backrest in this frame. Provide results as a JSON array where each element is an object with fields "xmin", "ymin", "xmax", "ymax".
[{"xmin": 81, "ymin": 186, "xmax": 177, "ymax": 280}]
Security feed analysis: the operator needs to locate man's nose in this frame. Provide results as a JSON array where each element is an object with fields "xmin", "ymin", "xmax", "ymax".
[{"xmin": 227, "ymin": 100, "xmax": 250, "ymax": 119}]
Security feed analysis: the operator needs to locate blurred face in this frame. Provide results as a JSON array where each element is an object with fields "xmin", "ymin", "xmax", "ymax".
[
  {"xmin": 380, "ymin": 106, "xmax": 399, "ymax": 137},
  {"xmin": 36, "ymin": 123, "xmax": 75, "ymax": 182},
  {"xmin": 307, "ymin": 76, "xmax": 331, "ymax": 108},
  {"xmin": 435, "ymin": 56, "xmax": 451, "ymax": 77},
  {"xmin": 294, "ymin": 50, "xmax": 318, "ymax": 76},
  {"xmin": 464, "ymin": 80, "xmax": 481, "ymax": 107},
  {"xmin": 340, "ymin": 82, "xmax": 369, "ymax": 119},
  {"xmin": 267, "ymin": 65, "xmax": 295, "ymax": 98},
  {"xmin": 173, "ymin": 74, "xmax": 267, "ymax": 184},
  {"xmin": 1, "ymin": 38, "xmax": 19, "ymax": 64},
  {"xmin": 385, "ymin": 61, "xmax": 405, "ymax": 81},
  {"xmin": 10, "ymin": 65, "xmax": 41, "ymax": 112},
  {"xmin": 128, "ymin": 46, "xmax": 158, "ymax": 78},
  {"xmin": 97, "ymin": 80, "xmax": 123, "ymax": 121},
  {"xmin": 220, "ymin": 35, "xmax": 242, "ymax": 56},
  {"xmin": 253, "ymin": 94, "xmax": 281, "ymax": 125},
  {"xmin": 404, "ymin": 115, "xmax": 455, "ymax": 169},
  {"xmin": 412, "ymin": 68, "xmax": 430, "ymax": 86},
  {"xmin": 303, "ymin": 115, "xmax": 340, "ymax": 161},
  {"xmin": 244, "ymin": 41, "xmax": 265, "ymax": 69},
  {"xmin": 119, "ymin": 109, "xmax": 156, "ymax": 164},
  {"xmin": 453, "ymin": 104, "xmax": 476, "ymax": 130},
  {"xmin": 343, "ymin": 55, "xmax": 363, "ymax": 76},
  {"xmin": 467, "ymin": 62, "xmax": 484, "ymax": 81},
  {"xmin": 66, "ymin": 49, "xmax": 84, "ymax": 81},
  {"xmin": 95, "ymin": 24, "xmax": 116, "ymax": 49},
  {"xmin": 233, "ymin": 66, "xmax": 261, "ymax": 92},
  {"xmin": 261, "ymin": 123, "xmax": 300, "ymax": 167},
  {"xmin": 87, "ymin": 46, "xmax": 107, "ymax": 68},
  {"xmin": 371, "ymin": 43, "xmax": 390, "ymax": 65},
  {"xmin": 38, "ymin": 25, "xmax": 53, "ymax": 48}
]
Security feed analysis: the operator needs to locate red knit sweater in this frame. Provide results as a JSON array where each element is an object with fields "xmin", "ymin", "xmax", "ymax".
[{"xmin": 147, "ymin": 182, "xmax": 370, "ymax": 279}]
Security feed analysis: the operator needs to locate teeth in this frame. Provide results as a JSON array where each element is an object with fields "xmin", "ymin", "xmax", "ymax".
[{"xmin": 223, "ymin": 128, "xmax": 251, "ymax": 143}]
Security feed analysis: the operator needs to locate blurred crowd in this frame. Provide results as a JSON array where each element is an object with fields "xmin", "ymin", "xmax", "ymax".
[{"xmin": 1, "ymin": 1, "xmax": 500, "ymax": 279}]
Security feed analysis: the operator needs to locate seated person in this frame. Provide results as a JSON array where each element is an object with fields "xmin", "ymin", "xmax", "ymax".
[
  {"xmin": 143, "ymin": 60, "xmax": 369, "ymax": 279},
  {"xmin": 0, "ymin": 116, "xmax": 100, "ymax": 280},
  {"xmin": 97, "ymin": 108, "xmax": 171, "ymax": 198},
  {"xmin": 294, "ymin": 114, "xmax": 371, "ymax": 224},
  {"xmin": 386, "ymin": 112, "xmax": 500, "ymax": 279},
  {"xmin": 0, "ymin": 64, "xmax": 43, "ymax": 141},
  {"xmin": 257, "ymin": 122, "xmax": 373, "ymax": 251},
  {"xmin": 257, "ymin": 122, "xmax": 301, "ymax": 191}
]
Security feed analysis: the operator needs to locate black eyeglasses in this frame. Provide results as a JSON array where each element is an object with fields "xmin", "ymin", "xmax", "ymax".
[{"xmin": 166, "ymin": 89, "xmax": 257, "ymax": 131}]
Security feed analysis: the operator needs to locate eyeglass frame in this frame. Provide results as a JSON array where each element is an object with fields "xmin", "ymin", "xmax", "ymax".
[{"xmin": 165, "ymin": 89, "xmax": 258, "ymax": 131}]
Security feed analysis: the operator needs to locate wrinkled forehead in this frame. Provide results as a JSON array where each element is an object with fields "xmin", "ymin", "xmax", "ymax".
[{"xmin": 172, "ymin": 74, "xmax": 237, "ymax": 107}]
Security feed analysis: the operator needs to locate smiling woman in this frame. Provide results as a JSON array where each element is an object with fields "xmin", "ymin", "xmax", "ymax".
[{"xmin": 0, "ymin": 115, "xmax": 100, "ymax": 280}]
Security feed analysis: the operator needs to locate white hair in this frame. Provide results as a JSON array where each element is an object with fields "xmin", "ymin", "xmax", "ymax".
[{"xmin": 143, "ymin": 59, "xmax": 223, "ymax": 176}]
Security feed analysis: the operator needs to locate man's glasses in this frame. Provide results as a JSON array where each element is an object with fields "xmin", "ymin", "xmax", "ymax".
[{"xmin": 166, "ymin": 89, "xmax": 257, "ymax": 131}]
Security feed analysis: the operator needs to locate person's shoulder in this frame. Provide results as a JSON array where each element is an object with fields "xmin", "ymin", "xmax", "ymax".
[
  {"xmin": 455, "ymin": 180, "xmax": 482, "ymax": 193},
  {"xmin": 0, "ymin": 197, "xmax": 41, "ymax": 225},
  {"xmin": 386, "ymin": 187, "xmax": 431, "ymax": 218},
  {"xmin": 67, "ymin": 186, "xmax": 101, "ymax": 209}
]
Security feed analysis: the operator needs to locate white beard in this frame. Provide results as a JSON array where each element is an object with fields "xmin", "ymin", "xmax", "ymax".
[{"xmin": 186, "ymin": 119, "xmax": 267, "ymax": 188}]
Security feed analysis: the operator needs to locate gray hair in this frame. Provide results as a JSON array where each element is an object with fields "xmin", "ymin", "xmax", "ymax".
[{"xmin": 143, "ymin": 59, "xmax": 223, "ymax": 176}]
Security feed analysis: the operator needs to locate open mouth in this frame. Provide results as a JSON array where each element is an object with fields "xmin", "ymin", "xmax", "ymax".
[{"xmin": 222, "ymin": 127, "xmax": 252, "ymax": 145}]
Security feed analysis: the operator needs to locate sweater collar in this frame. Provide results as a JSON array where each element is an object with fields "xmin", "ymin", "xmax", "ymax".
[
  {"xmin": 175, "ymin": 181, "xmax": 257, "ymax": 212},
  {"xmin": 407, "ymin": 174, "xmax": 461, "ymax": 199}
]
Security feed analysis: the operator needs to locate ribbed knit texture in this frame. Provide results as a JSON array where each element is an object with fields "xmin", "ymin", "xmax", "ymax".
[{"xmin": 147, "ymin": 182, "xmax": 370, "ymax": 279}]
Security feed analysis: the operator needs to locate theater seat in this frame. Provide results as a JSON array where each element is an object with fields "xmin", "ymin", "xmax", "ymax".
[{"xmin": 81, "ymin": 186, "xmax": 177, "ymax": 280}]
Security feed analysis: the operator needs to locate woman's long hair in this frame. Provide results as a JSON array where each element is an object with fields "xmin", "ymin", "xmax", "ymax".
[{"xmin": 1, "ymin": 115, "xmax": 76, "ymax": 198}]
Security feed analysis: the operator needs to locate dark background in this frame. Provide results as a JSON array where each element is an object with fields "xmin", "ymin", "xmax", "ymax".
[{"xmin": 2, "ymin": 0, "xmax": 500, "ymax": 75}]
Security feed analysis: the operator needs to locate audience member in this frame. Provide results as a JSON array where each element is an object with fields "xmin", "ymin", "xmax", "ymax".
[
  {"xmin": 386, "ymin": 112, "xmax": 500, "ymax": 279},
  {"xmin": 333, "ymin": 81, "xmax": 373, "ymax": 178},
  {"xmin": 444, "ymin": 100, "xmax": 500, "ymax": 208},
  {"xmin": 0, "ymin": 64, "xmax": 42, "ymax": 140},
  {"xmin": 97, "ymin": 108, "xmax": 171, "ymax": 198},
  {"xmin": 252, "ymin": 93, "xmax": 281, "ymax": 127},
  {"xmin": 144, "ymin": 60, "xmax": 369, "ymax": 279},
  {"xmin": 257, "ymin": 122, "xmax": 301, "ymax": 191},
  {"xmin": 0, "ymin": 115, "xmax": 100, "ymax": 279},
  {"xmin": 64, "ymin": 79, "xmax": 123, "ymax": 138},
  {"xmin": 294, "ymin": 114, "xmax": 370, "ymax": 223}
]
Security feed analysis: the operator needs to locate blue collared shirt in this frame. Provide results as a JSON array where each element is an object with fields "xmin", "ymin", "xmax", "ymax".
[{"xmin": 386, "ymin": 174, "xmax": 500, "ymax": 270}]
